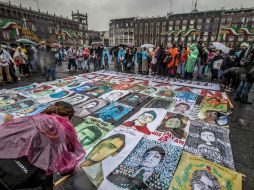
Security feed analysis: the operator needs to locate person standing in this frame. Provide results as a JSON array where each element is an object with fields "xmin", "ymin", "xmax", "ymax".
[
  {"xmin": 83, "ymin": 47, "xmax": 90, "ymax": 72},
  {"xmin": 196, "ymin": 40, "xmax": 204, "ymax": 79},
  {"xmin": 185, "ymin": 44, "xmax": 199, "ymax": 80},
  {"xmin": 135, "ymin": 48, "xmax": 142, "ymax": 74},
  {"xmin": 156, "ymin": 45, "xmax": 165, "ymax": 76},
  {"xmin": 67, "ymin": 47, "xmax": 78, "ymax": 71},
  {"xmin": 0, "ymin": 45, "xmax": 13, "ymax": 83},
  {"xmin": 167, "ymin": 44, "xmax": 179, "ymax": 77},
  {"xmin": 118, "ymin": 47, "xmax": 125, "ymax": 72},
  {"xmin": 179, "ymin": 47, "xmax": 188, "ymax": 78},
  {"xmin": 13, "ymin": 47, "xmax": 27, "ymax": 78},
  {"xmin": 102, "ymin": 47, "xmax": 111, "ymax": 70},
  {"xmin": 141, "ymin": 48, "xmax": 148, "ymax": 74},
  {"xmin": 45, "ymin": 46, "xmax": 57, "ymax": 81},
  {"xmin": 211, "ymin": 50, "xmax": 223, "ymax": 80},
  {"xmin": 235, "ymin": 42, "xmax": 254, "ymax": 104},
  {"xmin": 91, "ymin": 50, "xmax": 99, "ymax": 71}
]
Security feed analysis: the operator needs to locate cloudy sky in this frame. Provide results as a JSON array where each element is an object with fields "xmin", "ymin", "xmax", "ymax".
[{"xmin": 3, "ymin": 0, "xmax": 254, "ymax": 30}]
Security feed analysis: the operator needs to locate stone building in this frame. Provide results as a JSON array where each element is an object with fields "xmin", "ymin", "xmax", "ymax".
[
  {"xmin": 109, "ymin": 7, "xmax": 254, "ymax": 47},
  {"xmin": 0, "ymin": 1, "xmax": 88, "ymax": 46}
]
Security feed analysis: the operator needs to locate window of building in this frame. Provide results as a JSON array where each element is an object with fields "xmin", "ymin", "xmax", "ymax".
[
  {"xmin": 238, "ymin": 36, "xmax": 244, "ymax": 41},
  {"xmin": 206, "ymin": 18, "xmax": 211, "ymax": 24},
  {"xmin": 197, "ymin": 25, "xmax": 202, "ymax": 30},
  {"xmin": 140, "ymin": 23, "xmax": 143, "ymax": 27},
  {"xmin": 151, "ymin": 22, "xmax": 154, "ymax": 26},
  {"xmin": 168, "ymin": 26, "xmax": 173, "ymax": 31},
  {"xmin": 189, "ymin": 25, "xmax": 194, "ymax": 29},
  {"xmin": 228, "ymin": 36, "xmax": 234, "ymax": 41},
  {"xmin": 182, "ymin": 25, "xmax": 186, "ymax": 30},
  {"xmin": 157, "ymin": 22, "xmax": 160, "ymax": 26},
  {"xmin": 162, "ymin": 22, "xmax": 166, "ymax": 26},
  {"xmin": 176, "ymin": 20, "xmax": 180, "ymax": 25},
  {"xmin": 135, "ymin": 24, "xmax": 138, "ymax": 27},
  {"xmin": 169, "ymin": 20, "xmax": 173, "ymax": 25},
  {"xmin": 198, "ymin": 19, "xmax": 203, "ymax": 24},
  {"xmin": 190, "ymin": 19, "xmax": 195, "ymax": 25},
  {"xmin": 145, "ymin": 22, "xmax": 149, "ymax": 27},
  {"xmin": 182, "ymin": 20, "xmax": 187, "ymax": 24},
  {"xmin": 126, "ymin": 23, "xmax": 128, "ymax": 27},
  {"xmin": 116, "ymin": 24, "xmax": 119, "ymax": 28},
  {"xmin": 175, "ymin": 26, "xmax": 179, "ymax": 30}
]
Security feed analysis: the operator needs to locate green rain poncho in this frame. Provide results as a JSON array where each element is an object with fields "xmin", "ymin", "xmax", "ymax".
[{"xmin": 185, "ymin": 44, "xmax": 199, "ymax": 73}]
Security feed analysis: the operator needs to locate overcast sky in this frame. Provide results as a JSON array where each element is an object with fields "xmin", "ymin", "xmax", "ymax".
[{"xmin": 3, "ymin": 0, "xmax": 254, "ymax": 30}]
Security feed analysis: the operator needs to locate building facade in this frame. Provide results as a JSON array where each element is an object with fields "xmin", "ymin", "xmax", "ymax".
[
  {"xmin": 109, "ymin": 7, "xmax": 254, "ymax": 47},
  {"xmin": 0, "ymin": 1, "xmax": 88, "ymax": 46}
]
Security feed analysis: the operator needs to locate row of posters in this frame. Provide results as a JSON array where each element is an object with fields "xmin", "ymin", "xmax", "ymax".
[{"xmin": 0, "ymin": 71, "xmax": 242, "ymax": 190}]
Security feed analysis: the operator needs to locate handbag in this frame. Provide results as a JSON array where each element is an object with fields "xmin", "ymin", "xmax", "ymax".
[{"xmin": 213, "ymin": 59, "xmax": 223, "ymax": 70}]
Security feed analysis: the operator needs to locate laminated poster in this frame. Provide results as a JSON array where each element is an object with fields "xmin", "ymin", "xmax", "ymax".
[
  {"xmin": 170, "ymin": 100, "xmax": 194, "ymax": 118},
  {"xmin": 100, "ymin": 138, "xmax": 183, "ymax": 190},
  {"xmin": 80, "ymin": 127, "xmax": 144, "ymax": 187},
  {"xmin": 0, "ymin": 93, "xmax": 26, "ymax": 107},
  {"xmin": 175, "ymin": 92, "xmax": 198, "ymax": 103},
  {"xmin": 141, "ymin": 87, "xmax": 160, "ymax": 96},
  {"xmin": 145, "ymin": 98, "xmax": 174, "ymax": 110},
  {"xmin": 74, "ymin": 98, "xmax": 109, "ymax": 118},
  {"xmin": 122, "ymin": 108, "xmax": 167, "ymax": 135},
  {"xmin": 184, "ymin": 121, "xmax": 234, "ymax": 170},
  {"xmin": 85, "ymin": 86, "xmax": 112, "ymax": 97},
  {"xmin": 118, "ymin": 93, "xmax": 152, "ymax": 107},
  {"xmin": 93, "ymin": 102, "xmax": 133, "ymax": 124},
  {"xmin": 99, "ymin": 90, "xmax": 129, "ymax": 102},
  {"xmin": 35, "ymin": 89, "xmax": 72, "ymax": 104},
  {"xmin": 70, "ymin": 83, "xmax": 97, "ymax": 93},
  {"xmin": 155, "ymin": 88, "xmax": 176, "ymax": 99},
  {"xmin": 57, "ymin": 93, "xmax": 89, "ymax": 106},
  {"xmin": 75, "ymin": 116, "xmax": 115, "ymax": 150},
  {"xmin": 112, "ymin": 82, "xmax": 134, "ymax": 90},
  {"xmin": 169, "ymin": 152, "xmax": 242, "ymax": 190}
]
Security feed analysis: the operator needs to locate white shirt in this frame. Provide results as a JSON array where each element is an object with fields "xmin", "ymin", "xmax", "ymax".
[{"xmin": 0, "ymin": 50, "xmax": 12, "ymax": 66}]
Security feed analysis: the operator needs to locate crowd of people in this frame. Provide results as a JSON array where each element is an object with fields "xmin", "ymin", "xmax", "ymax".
[{"xmin": 0, "ymin": 40, "xmax": 253, "ymax": 104}]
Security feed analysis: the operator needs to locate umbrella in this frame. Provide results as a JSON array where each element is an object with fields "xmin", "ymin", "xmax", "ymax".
[
  {"xmin": 91, "ymin": 42, "xmax": 104, "ymax": 47},
  {"xmin": 16, "ymin": 39, "xmax": 37, "ymax": 46},
  {"xmin": 51, "ymin": 43, "xmax": 62, "ymax": 48},
  {"xmin": 141, "ymin": 44, "xmax": 155, "ymax": 49},
  {"xmin": 110, "ymin": 44, "xmax": 130, "ymax": 51},
  {"xmin": 211, "ymin": 42, "xmax": 229, "ymax": 54}
]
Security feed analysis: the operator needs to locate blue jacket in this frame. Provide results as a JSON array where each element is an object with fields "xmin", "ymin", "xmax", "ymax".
[
  {"xmin": 118, "ymin": 49, "xmax": 125, "ymax": 62},
  {"xmin": 102, "ymin": 49, "xmax": 111, "ymax": 65},
  {"xmin": 142, "ymin": 51, "xmax": 148, "ymax": 60}
]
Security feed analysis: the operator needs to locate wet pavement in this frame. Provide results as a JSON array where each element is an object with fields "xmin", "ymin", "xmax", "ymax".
[{"xmin": 1, "ymin": 62, "xmax": 253, "ymax": 190}]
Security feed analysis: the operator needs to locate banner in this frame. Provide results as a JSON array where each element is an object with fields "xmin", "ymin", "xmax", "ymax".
[
  {"xmin": 81, "ymin": 127, "xmax": 144, "ymax": 187},
  {"xmin": 184, "ymin": 121, "xmax": 234, "ymax": 169},
  {"xmin": 100, "ymin": 138, "xmax": 182, "ymax": 190},
  {"xmin": 169, "ymin": 152, "xmax": 242, "ymax": 190},
  {"xmin": 75, "ymin": 116, "xmax": 115, "ymax": 150},
  {"xmin": 74, "ymin": 98, "xmax": 109, "ymax": 118},
  {"xmin": 122, "ymin": 108, "xmax": 167, "ymax": 135}
]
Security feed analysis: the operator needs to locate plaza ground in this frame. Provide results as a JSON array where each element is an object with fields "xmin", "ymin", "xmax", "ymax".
[{"xmin": 2, "ymin": 63, "xmax": 253, "ymax": 190}]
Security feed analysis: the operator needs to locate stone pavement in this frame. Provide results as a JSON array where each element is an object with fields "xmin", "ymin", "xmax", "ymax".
[{"xmin": 1, "ymin": 63, "xmax": 253, "ymax": 190}]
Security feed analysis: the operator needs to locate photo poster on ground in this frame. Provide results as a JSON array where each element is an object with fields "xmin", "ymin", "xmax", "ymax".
[
  {"xmin": 81, "ymin": 127, "xmax": 144, "ymax": 187},
  {"xmin": 184, "ymin": 121, "xmax": 234, "ymax": 170},
  {"xmin": 74, "ymin": 98, "xmax": 109, "ymax": 118},
  {"xmin": 121, "ymin": 108, "xmax": 167, "ymax": 135},
  {"xmin": 170, "ymin": 100, "xmax": 194, "ymax": 118},
  {"xmin": 118, "ymin": 93, "xmax": 152, "ymax": 107},
  {"xmin": 140, "ymin": 86, "xmax": 160, "ymax": 96},
  {"xmin": 34, "ymin": 89, "xmax": 73, "ymax": 104},
  {"xmin": 18, "ymin": 84, "xmax": 55, "ymax": 97},
  {"xmin": 148, "ymin": 112, "xmax": 190, "ymax": 146},
  {"xmin": 112, "ymin": 82, "xmax": 134, "ymax": 91},
  {"xmin": 198, "ymin": 96, "xmax": 229, "ymax": 120},
  {"xmin": 99, "ymin": 138, "xmax": 183, "ymax": 190},
  {"xmin": 75, "ymin": 116, "xmax": 115, "ymax": 151},
  {"xmin": 56, "ymin": 93, "xmax": 89, "ymax": 106},
  {"xmin": 128, "ymin": 84, "xmax": 147, "ymax": 93},
  {"xmin": 12, "ymin": 83, "xmax": 38, "ymax": 92},
  {"xmin": 13, "ymin": 103, "xmax": 51, "ymax": 118},
  {"xmin": 155, "ymin": 88, "xmax": 176, "ymax": 99},
  {"xmin": 99, "ymin": 90, "xmax": 130, "ymax": 102},
  {"xmin": 169, "ymin": 152, "xmax": 242, "ymax": 190},
  {"xmin": 175, "ymin": 91, "xmax": 198, "ymax": 103},
  {"xmin": 145, "ymin": 98, "xmax": 174, "ymax": 110},
  {"xmin": 0, "ymin": 93, "xmax": 26, "ymax": 107},
  {"xmin": 92, "ymin": 102, "xmax": 133, "ymax": 125},
  {"xmin": 85, "ymin": 86, "xmax": 112, "ymax": 98},
  {"xmin": 0, "ymin": 98, "xmax": 38, "ymax": 115},
  {"xmin": 70, "ymin": 83, "xmax": 97, "ymax": 93},
  {"xmin": 0, "ymin": 113, "xmax": 11, "ymax": 125}
]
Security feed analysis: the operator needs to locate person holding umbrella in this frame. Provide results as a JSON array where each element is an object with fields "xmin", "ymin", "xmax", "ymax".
[{"xmin": 0, "ymin": 101, "xmax": 85, "ymax": 190}]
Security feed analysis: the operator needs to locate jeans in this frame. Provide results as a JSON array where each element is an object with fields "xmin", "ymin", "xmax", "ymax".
[
  {"xmin": 82, "ymin": 60, "xmax": 89, "ymax": 71},
  {"xmin": 68, "ymin": 59, "xmax": 77, "ymax": 70},
  {"xmin": 197, "ymin": 57, "xmax": 203, "ymax": 78},
  {"xmin": 46, "ymin": 64, "xmax": 56, "ymax": 80},
  {"xmin": 235, "ymin": 80, "xmax": 253, "ymax": 101},
  {"xmin": 29, "ymin": 59, "xmax": 36, "ymax": 71},
  {"xmin": 179, "ymin": 62, "xmax": 185, "ymax": 78}
]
